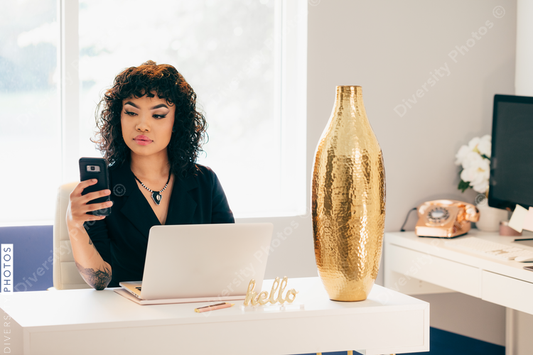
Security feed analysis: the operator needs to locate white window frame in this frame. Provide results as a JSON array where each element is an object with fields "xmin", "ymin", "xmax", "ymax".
[{"xmin": 59, "ymin": 0, "xmax": 308, "ymax": 219}]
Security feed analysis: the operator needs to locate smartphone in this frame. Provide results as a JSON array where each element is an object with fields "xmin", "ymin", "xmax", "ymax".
[{"xmin": 79, "ymin": 157, "xmax": 111, "ymax": 216}]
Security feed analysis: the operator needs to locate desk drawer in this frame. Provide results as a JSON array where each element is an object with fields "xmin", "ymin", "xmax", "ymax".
[
  {"xmin": 387, "ymin": 244, "xmax": 481, "ymax": 297},
  {"xmin": 482, "ymin": 271, "xmax": 533, "ymax": 314}
]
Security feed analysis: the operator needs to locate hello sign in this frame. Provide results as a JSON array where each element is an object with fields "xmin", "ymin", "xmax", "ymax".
[{"xmin": 243, "ymin": 276, "xmax": 298, "ymax": 306}]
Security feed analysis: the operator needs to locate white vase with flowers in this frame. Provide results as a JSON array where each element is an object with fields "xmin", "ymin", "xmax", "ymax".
[{"xmin": 455, "ymin": 135, "xmax": 508, "ymax": 232}]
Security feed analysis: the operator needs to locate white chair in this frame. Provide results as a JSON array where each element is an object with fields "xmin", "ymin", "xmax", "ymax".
[{"xmin": 53, "ymin": 182, "xmax": 91, "ymax": 290}]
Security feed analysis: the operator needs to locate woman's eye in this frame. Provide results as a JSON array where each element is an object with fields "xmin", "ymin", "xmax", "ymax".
[
  {"xmin": 125, "ymin": 111, "xmax": 136, "ymax": 116},
  {"xmin": 153, "ymin": 114, "xmax": 167, "ymax": 119}
]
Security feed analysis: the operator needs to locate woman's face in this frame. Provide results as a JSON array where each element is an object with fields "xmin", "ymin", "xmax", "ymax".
[{"xmin": 120, "ymin": 94, "xmax": 176, "ymax": 159}]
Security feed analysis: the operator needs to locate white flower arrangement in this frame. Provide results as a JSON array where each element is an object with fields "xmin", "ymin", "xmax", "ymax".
[{"xmin": 455, "ymin": 135, "xmax": 491, "ymax": 194}]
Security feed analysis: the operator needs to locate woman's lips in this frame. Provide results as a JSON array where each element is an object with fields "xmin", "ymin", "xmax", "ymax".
[{"xmin": 134, "ymin": 135, "xmax": 153, "ymax": 145}]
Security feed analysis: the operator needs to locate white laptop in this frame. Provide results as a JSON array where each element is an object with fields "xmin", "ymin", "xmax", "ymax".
[{"xmin": 116, "ymin": 223, "xmax": 273, "ymax": 305}]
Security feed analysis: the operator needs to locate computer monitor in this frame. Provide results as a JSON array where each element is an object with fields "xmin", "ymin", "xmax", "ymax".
[{"xmin": 488, "ymin": 94, "xmax": 533, "ymax": 211}]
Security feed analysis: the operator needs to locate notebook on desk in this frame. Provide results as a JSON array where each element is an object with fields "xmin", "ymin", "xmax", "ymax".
[{"xmin": 115, "ymin": 223, "xmax": 273, "ymax": 305}]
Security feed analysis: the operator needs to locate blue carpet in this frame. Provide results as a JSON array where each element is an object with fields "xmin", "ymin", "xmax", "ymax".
[
  {"xmin": 301, "ymin": 327, "xmax": 504, "ymax": 355},
  {"xmin": 402, "ymin": 327, "xmax": 504, "ymax": 355}
]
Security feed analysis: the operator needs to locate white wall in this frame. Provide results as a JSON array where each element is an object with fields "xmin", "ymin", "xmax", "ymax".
[
  {"xmin": 516, "ymin": 0, "xmax": 533, "ymax": 95},
  {"xmin": 510, "ymin": 1, "xmax": 533, "ymax": 351},
  {"xmin": 307, "ymin": 0, "xmax": 516, "ymax": 233},
  {"xmin": 262, "ymin": 0, "xmax": 516, "ymax": 346}
]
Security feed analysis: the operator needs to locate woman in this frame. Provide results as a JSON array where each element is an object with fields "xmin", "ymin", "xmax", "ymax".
[{"xmin": 66, "ymin": 61, "xmax": 234, "ymax": 290}]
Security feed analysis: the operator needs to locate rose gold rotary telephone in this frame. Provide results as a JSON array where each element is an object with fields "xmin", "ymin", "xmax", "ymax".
[{"xmin": 415, "ymin": 200, "xmax": 480, "ymax": 238}]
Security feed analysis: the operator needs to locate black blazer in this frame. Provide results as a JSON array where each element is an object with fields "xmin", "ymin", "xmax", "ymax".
[{"xmin": 86, "ymin": 162, "xmax": 234, "ymax": 287}]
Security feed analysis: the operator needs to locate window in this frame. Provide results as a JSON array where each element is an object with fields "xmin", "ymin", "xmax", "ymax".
[
  {"xmin": 0, "ymin": 0, "xmax": 306, "ymax": 225},
  {"xmin": 0, "ymin": 0, "xmax": 59, "ymax": 225}
]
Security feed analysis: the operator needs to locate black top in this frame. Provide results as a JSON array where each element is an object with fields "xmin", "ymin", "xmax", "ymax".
[{"xmin": 85, "ymin": 162, "xmax": 234, "ymax": 287}]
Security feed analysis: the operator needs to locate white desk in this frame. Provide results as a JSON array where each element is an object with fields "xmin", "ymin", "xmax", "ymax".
[
  {"xmin": 0, "ymin": 277, "xmax": 428, "ymax": 355},
  {"xmin": 384, "ymin": 230, "xmax": 533, "ymax": 354}
]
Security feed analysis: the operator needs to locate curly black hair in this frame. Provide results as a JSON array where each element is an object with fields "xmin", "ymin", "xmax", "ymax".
[{"xmin": 94, "ymin": 60, "xmax": 207, "ymax": 177}]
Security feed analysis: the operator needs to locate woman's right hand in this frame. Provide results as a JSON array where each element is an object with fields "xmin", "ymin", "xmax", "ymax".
[
  {"xmin": 66, "ymin": 179, "xmax": 113, "ymax": 229},
  {"xmin": 66, "ymin": 179, "xmax": 113, "ymax": 290}
]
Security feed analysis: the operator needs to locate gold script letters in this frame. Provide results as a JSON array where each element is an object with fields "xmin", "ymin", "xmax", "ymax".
[{"xmin": 243, "ymin": 277, "xmax": 298, "ymax": 306}]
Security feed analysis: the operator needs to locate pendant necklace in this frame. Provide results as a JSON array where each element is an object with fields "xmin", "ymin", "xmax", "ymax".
[{"xmin": 133, "ymin": 171, "xmax": 171, "ymax": 206}]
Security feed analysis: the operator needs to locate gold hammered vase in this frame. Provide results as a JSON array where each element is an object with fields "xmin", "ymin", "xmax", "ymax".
[{"xmin": 312, "ymin": 86, "xmax": 386, "ymax": 302}]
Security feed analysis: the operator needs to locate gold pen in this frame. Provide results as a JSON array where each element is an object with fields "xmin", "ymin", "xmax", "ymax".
[{"xmin": 194, "ymin": 302, "xmax": 235, "ymax": 313}]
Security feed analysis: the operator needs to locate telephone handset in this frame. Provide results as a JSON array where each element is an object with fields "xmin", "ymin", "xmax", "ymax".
[{"xmin": 415, "ymin": 200, "xmax": 479, "ymax": 238}]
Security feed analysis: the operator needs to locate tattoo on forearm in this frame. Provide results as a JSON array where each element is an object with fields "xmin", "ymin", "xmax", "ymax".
[{"xmin": 75, "ymin": 261, "xmax": 112, "ymax": 290}]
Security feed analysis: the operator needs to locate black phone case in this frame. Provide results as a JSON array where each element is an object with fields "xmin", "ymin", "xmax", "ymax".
[{"xmin": 79, "ymin": 157, "xmax": 111, "ymax": 216}]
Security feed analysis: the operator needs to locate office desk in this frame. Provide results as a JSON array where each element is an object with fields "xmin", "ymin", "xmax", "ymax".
[
  {"xmin": 384, "ymin": 230, "xmax": 533, "ymax": 354},
  {"xmin": 0, "ymin": 277, "xmax": 429, "ymax": 355}
]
